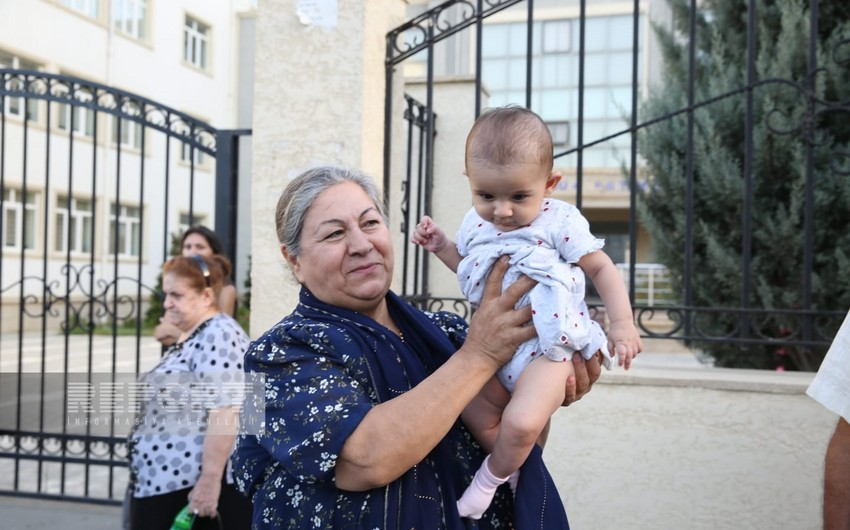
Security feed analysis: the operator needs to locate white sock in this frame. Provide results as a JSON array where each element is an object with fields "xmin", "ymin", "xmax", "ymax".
[{"xmin": 457, "ymin": 455, "xmax": 510, "ymax": 519}]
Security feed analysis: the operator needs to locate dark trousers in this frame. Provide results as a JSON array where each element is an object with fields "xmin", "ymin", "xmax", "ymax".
[{"xmin": 130, "ymin": 479, "xmax": 252, "ymax": 530}]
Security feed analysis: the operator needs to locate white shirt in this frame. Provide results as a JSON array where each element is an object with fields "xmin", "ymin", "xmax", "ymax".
[{"xmin": 807, "ymin": 310, "xmax": 850, "ymax": 421}]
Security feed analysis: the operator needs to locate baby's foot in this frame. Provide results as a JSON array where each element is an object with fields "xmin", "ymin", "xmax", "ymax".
[{"xmin": 457, "ymin": 455, "xmax": 509, "ymax": 519}]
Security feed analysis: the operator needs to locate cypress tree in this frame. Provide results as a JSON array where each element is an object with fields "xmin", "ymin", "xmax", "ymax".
[{"xmin": 638, "ymin": 0, "xmax": 850, "ymax": 370}]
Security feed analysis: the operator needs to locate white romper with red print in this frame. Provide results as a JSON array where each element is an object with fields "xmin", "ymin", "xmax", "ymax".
[{"xmin": 456, "ymin": 198, "xmax": 613, "ymax": 392}]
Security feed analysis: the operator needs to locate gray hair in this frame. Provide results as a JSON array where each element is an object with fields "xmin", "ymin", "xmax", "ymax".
[{"xmin": 275, "ymin": 166, "xmax": 387, "ymax": 257}]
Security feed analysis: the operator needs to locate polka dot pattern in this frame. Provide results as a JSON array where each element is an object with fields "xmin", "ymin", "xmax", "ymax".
[{"xmin": 129, "ymin": 313, "xmax": 249, "ymax": 498}]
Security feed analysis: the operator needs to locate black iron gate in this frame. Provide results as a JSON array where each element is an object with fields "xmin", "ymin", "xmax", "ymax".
[
  {"xmin": 384, "ymin": 0, "xmax": 849, "ymax": 368},
  {"xmin": 0, "ymin": 69, "xmax": 250, "ymax": 503}
]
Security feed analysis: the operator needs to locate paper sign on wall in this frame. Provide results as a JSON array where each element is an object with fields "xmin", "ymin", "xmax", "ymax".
[{"xmin": 296, "ymin": 0, "xmax": 338, "ymax": 29}]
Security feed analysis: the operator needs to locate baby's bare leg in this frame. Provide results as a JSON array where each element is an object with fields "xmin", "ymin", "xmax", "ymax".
[
  {"xmin": 461, "ymin": 376, "xmax": 510, "ymax": 453},
  {"xmin": 488, "ymin": 356, "xmax": 573, "ymax": 478},
  {"xmin": 457, "ymin": 357, "xmax": 573, "ymax": 519}
]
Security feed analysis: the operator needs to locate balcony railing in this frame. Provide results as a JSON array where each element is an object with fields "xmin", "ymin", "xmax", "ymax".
[{"xmin": 616, "ymin": 263, "xmax": 674, "ymax": 306}]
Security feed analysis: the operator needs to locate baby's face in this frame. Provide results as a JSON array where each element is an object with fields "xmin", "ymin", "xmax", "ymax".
[{"xmin": 466, "ymin": 162, "xmax": 559, "ymax": 232}]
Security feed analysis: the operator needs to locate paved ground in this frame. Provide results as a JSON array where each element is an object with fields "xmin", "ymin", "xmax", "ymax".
[
  {"xmin": 0, "ymin": 337, "xmax": 707, "ymax": 528},
  {"xmin": 0, "ymin": 495, "xmax": 122, "ymax": 529}
]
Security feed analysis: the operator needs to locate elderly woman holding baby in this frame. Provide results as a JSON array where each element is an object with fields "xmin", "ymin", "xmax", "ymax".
[{"xmin": 232, "ymin": 166, "xmax": 603, "ymax": 528}]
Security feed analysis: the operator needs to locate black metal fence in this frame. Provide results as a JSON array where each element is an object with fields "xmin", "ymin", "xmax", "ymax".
[
  {"xmin": 384, "ymin": 0, "xmax": 849, "ymax": 369},
  {"xmin": 0, "ymin": 69, "xmax": 249, "ymax": 503}
]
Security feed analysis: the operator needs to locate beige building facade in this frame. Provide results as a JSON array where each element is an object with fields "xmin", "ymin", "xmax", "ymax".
[{"xmin": 0, "ymin": 0, "xmax": 256, "ymax": 331}]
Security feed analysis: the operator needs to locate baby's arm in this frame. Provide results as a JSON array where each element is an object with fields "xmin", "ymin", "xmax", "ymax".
[
  {"xmin": 578, "ymin": 250, "xmax": 643, "ymax": 369},
  {"xmin": 411, "ymin": 215, "xmax": 462, "ymax": 272}
]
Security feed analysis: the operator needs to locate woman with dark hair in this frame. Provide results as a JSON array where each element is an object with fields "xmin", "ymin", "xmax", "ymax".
[
  {"xmin": 181, "ymin": 225, "xmax": 224, "ymax": 254},
  {"xmin": 154, "ymin": 226, "xmax": 239, "ymax": 346}
]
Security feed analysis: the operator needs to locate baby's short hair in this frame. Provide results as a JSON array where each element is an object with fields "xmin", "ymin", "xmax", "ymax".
[{"xmin": 465, "ymin": 105, "xmax": 553, "ymax": 171}]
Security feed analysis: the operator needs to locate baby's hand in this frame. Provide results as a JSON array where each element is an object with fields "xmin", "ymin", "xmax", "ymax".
[
  {"xmin": 607, "ymin": 321, "xmax": 642, "ymax": 370},
  {"xmin": 411, "ymin": 215, "xmax": 448, "ymax": 253}
]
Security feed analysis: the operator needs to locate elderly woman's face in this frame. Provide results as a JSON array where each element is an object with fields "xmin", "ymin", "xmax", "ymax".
[
  {"xmin": 285, "ymin": 181, "xmax": 394, "ymax": 316},
  {"xmin": 162, "ymin": 272, "xmax": 213, "ymax": 332}
]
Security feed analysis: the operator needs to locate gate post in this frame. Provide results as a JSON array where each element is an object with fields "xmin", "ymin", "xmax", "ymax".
[{"xmin": 215, "ymin": 128, "xmax": 251, "ymax": 278}]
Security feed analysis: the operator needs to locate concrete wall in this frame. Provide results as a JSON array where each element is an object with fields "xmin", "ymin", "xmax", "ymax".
[
  {"xmin": 545, "ymin": 366, "xmax": 834, "ymax": 530},
  {"xmin": 234, "ymin": 13, "xmax": 257, "ymax": 293},
  {"xmin": 250, "ymin": 0, "xmax": 406, "ymax": 336}
]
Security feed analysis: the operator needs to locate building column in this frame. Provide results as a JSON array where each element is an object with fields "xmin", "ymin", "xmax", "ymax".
[{"xmin": 250, "ymin": 0, "xmax": 407, "ymax": 335}]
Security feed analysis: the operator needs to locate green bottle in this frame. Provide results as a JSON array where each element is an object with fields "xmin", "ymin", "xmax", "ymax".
[{"xmin": 170, "ymin": 505, "xmax": 195, "ymax": 530}]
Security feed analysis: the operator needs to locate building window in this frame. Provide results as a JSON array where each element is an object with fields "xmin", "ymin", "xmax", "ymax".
[
  {"xmin": 112, "ymin": 0, "xmax": 147, "ymax": 40},
  {"xmin": 60, "ymin": 0, "xmax": 101, "ymax": 19},
  {"xmin": 183, "ymin": 16, "xmax": 209, "ymax": 70},
  {"xmin": 0, "ymin": 51, "xmax": 41, "ymax": 121},
  {"xmin": 109, "ymin": 202, "xmax": 141, "ymax": 257},
  {"xmin": 181, "ymin": 142, "xmax": 207, "ymax": 166},
  {"xmin": 178, "ymin": 212, "xmax": 207, "ymax": 235},
  {"xmin": 58, "ymin": 103, "xmax": 96, "ymax": 138},
  {"xmin": 2, "ymin": 188, "xmax": 37, "ymax": 250},
  {"xmin": 481, "ymin": 15, "xmax": 642, "ymax": 168},
  {"xmin": 584, "ymin": 222, "xmax": 630, "ymax": 301},
  {"xmin": 542, "ymin": 20, "xmax": 570, "ymax": 54},
  {"xmin": 55, "ymin": 195, "xmax": 94, "ymax": 254},
  {"xmin": 113, "ymin": 116, "xmax": 143, "ymax": 149},
  {"xmin": 548, "ymin": 121, "xmax": 570, "ymax": 150}
]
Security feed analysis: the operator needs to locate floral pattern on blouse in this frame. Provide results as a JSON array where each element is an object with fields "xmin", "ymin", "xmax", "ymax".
[{"xmin": 232, "ymin": 302, "xmax": 518, "ymax": 529}]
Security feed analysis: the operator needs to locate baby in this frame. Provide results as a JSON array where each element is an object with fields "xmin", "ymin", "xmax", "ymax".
[{"xmin": 412, "ymin": 105, "xmax": 642, "ymax": 519}]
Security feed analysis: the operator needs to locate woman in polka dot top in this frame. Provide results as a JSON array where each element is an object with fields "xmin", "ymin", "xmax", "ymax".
[{"xmin": 127, "ymin": 254, "xmax": 252, "ymax": 529}]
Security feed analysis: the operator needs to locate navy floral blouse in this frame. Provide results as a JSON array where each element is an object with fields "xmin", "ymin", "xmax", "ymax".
[{"xmin": 232, "ymin": 288, "xmax": 568, "ymax": 529}]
